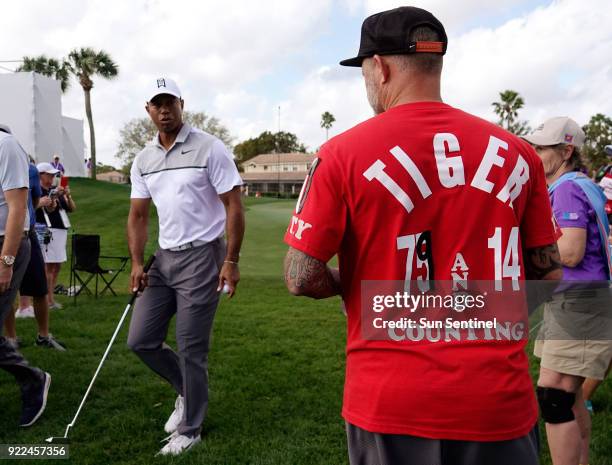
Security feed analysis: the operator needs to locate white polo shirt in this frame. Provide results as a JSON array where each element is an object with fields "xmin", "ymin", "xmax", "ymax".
[
  {"xmin": 0, "ymin": 130, "xmax": 30, "ymax": 235},
  {"xmin": 130, "ymin": 124, "xmax": 242, "ymax": 250}
]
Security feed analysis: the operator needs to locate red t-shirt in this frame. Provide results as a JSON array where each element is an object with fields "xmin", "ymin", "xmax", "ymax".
[{"xmin": 284, "ymin": 102, "xmax": 557, "ymax": 441}]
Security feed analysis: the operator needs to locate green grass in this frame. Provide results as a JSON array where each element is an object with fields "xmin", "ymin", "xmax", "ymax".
[{"xmin": 0, "ymin": 178, "xmax": 610, "ymax": 464}]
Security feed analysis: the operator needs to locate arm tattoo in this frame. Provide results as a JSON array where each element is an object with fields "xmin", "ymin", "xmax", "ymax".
[
  {"xmin": 284, "ymin": 247, "xmax": 341, "ymax": 299},
  {"xmin": 523, "ymin": 243, "xmax": 563, "ymax": 280}
]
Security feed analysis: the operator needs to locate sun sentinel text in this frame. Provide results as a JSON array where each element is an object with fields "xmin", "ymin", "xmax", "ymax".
[
  {"xmin": 371, "ymin": 291, "xmax": 498, "ymax": 334},
  {"xmin": 361, "ymin": 281, "xmax": 532, "ymax": 342}
]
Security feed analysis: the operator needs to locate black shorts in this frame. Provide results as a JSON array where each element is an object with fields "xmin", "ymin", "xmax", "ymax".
[
  {"xmin": 346, "ymin": 422, "xmax": 539, "ymax": 465},
  {"xmin": 19, "ymin": 229, "xmax": 48, "ymax": 297}
]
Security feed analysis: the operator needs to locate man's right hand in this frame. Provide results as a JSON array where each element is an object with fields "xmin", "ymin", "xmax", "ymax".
[{"xmin": 130, "ymin": 263, "xmax": 148, "ymax": 293}]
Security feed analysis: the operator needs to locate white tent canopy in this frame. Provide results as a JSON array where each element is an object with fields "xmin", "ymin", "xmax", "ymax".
[
  {"xmin": 62, "ymin": 116, "xmax": 85, "ymax": 177},
  {"xmin": 0, "ymin": 71, "xmax": 85, "ymax": 176}
]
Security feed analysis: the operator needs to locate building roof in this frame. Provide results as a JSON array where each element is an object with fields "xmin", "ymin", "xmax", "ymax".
[
  {"xmin": 243, "ymin": 153, "xmax": 315, "ymax": 166},
  {"xmin": 241, "ymin": 172, "xmax": 309, "ymax": 182}
]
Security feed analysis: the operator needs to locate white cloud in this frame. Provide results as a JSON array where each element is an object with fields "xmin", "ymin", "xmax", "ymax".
[
  {"xmin": 209, "ymin": 67, "xmax": 371, "ymax": 152},
  {"xmin": 212, "ymin": 90, "xmax": 270, "ymax": 143},
  {"xmin": 360, "ymin": 0, "xmax": 540, "ymax": 33},
  {"xmin": 214, "ymin": 0, "xmax": 612, "ymax": 155},
  {"xmin": 442, "ymin": 0, "xmax": 612, "ymax": 127},
  {"xmin": 278, "ymin": 66, "xmax": 371, "ymax": 149}
]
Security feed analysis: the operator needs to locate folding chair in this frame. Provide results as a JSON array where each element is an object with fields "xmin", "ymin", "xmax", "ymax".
[{"xmin": 70, "ymin": 234, "xmax": 129, "ymax": 303}]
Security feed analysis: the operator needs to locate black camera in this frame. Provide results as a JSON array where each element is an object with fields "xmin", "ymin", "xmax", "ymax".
[{"xmin": 42, "ymin": 228, "xmax": 52, "ymax": 245}]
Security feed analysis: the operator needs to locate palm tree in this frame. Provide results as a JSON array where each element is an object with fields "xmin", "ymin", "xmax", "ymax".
[
  {"xmin": 320, "ymin": 111, "xmax": 336, "ymax": 141},
  {"xmin": 16, "ymin": 55, "xmax": 71, "ymax": 92},
  {"xmin": 67, "ymin": 48, "xmax": 118, "ymax": 179},
  {"xmin": 491, "ymin": 90, "xmax": 530, "ymax": 136}
]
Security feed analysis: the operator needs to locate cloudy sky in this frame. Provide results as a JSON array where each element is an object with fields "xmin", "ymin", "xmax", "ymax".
[{"xmin": 1, "ymin": 0, "xmax": 611, "ymax": 165}]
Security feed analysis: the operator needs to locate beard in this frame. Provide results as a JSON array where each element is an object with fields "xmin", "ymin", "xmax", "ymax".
[{"xmin": 364, "ymin": 74, "xmax": 384, "ymax": 115}]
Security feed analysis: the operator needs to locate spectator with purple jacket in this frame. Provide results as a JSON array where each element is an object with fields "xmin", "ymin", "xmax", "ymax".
[
  {"xmin": 526, "ymin": 117, "xmax": 612, "ymax": 465},
  {"xmin": 51, "ymin": 155, "xmax": 65, "ymax": 175}
]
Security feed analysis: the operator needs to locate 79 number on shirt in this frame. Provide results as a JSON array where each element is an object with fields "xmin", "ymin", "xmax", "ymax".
[
  {"xmin": 396, "ymin": 231, "xmax": 434, "ymax": 292},
  {"xmin": 397, "ymin": 227, "xmax": 520, "ymax": 291}
]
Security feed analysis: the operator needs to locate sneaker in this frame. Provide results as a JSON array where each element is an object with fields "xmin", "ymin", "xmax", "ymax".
[
  {"xmin": 48, "ymin": 302, "xmax": 63, "ymax": 310},
  {"xmin": 157, "ymin": 433, "xmax": 200, "ymax": 456},
  {"xmin": 164, "ymin": 395, "xmax": 184, "ymax": 433},
  {"xmin": 36, "ymin": 334, "xmax": 67, "ymax": 351},
  {"xmin": 16, "ymin": 307, "xmax": 35, "ymax": 318},
  {"xmin": 66, "ymin": 285, "xmax": 81, "ymax": 296},
  {"xmin": 6, "ymin": 337, "xmax": 22, "ymax": 350},
  {"xmin": 19, "ymin": 371, "xmax": 51, "ymax": 427}
]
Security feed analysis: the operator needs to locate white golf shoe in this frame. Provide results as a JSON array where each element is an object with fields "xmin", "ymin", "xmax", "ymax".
[
  {"xmin": 164, "ymin": 395, "xmax": 184, "ymax": 433},
  {"xmin": 157, "ymin": 432, "xmax": 200, "ymax": 456}
]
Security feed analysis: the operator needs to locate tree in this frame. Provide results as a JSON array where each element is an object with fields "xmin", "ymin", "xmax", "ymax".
[
  {"xmin": 233, "ymin": 131, "xmax": 307, "ymax": 162},
  {"xmin": 320, "ymin": 111, "xmax": 336, "ymax": 141},
  {"xmin": 492, "ymin": 89, "xmax": 531, "ymax": 136},
  {"xmin": 66, "ymin": 48, "xmax": 119, "ymax": 179},
  {"xmin": 19, "ymin": 49, "xmax": 118, "ymax": 179},
  {"xmin": 582, "ymin": 113, "xmax": 612, "ymax": 170},
  {"xmin": 116, "ymin": 111, "xmax": 234, "ymax": 173},
  {"xmin": 16, "ymin": 55, "xmax": 71, "ymax": 92}
]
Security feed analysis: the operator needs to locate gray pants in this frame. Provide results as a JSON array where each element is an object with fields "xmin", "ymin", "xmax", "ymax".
[
  {"xmin": 0, "ymin": 236, "xmax": 42, "ymax": 386},
  {"xmin": 346, "ymin": 422, "xmax": 539, "ymax": 465},
  {"xmin": 127, "ymin": 239, "xmax": 224, "ymax": 437}
]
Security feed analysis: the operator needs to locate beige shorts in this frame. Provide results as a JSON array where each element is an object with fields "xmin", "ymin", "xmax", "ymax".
[
  {"xmin": 534, "ymin": 288, "xmax": 612, "ymax": 380},
  {"xmin": 534, "ymin": 339, "xmax": 612, "ymax": 380}
]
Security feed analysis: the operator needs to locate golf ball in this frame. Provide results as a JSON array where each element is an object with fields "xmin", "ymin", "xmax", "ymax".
[{"xmin": 222, "ymin": 283, "xmax": 231, "ymax": 294}]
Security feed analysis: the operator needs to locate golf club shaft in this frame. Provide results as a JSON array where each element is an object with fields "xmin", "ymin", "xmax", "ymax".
[
  {"xmin": 64, "ymin": 300, "xmax": 133, "ymax": 435},
  {"xmin": 60, "ymin": 255, "xmax": 156, "ymax": 439}
]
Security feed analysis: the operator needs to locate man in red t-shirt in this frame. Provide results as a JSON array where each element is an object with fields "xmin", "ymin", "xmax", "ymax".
[{"xmin": 284, "ymin": 6, "xmax": 563, "ymax": 465}]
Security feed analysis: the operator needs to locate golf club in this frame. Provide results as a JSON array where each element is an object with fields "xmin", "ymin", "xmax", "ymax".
[{"xmin": 45, "ymin": 254, "xmax": 156, "ymax": 444}]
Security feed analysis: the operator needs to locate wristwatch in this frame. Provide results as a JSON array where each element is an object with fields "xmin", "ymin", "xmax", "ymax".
[{"xmin": 0, "ymin": 255, "xmax": 15, "ymax": 267}]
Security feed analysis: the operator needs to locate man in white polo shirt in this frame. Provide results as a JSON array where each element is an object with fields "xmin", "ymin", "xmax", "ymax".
[{"xmin": 126, "ymin": 77, "xmax": 244, "ymax": 456}]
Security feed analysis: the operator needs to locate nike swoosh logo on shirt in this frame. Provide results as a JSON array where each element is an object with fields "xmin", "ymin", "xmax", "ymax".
[{"xmin": 181, "ymin": 149, "xmax": 195, "ymax": 154}]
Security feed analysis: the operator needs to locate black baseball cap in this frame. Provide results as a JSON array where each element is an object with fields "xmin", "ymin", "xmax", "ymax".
[{"xmin": 340, "ymin": 6, "xmax": 447, "ymax": 67}]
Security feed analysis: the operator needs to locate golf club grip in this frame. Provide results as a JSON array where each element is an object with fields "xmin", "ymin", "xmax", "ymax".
[
  {"xmin": 128, "ymin": 255, "xmax": 156, "ymax": 305},
  {"xmin": 143, "ymin": 254, "xmax": 156, "ymax": 273}
]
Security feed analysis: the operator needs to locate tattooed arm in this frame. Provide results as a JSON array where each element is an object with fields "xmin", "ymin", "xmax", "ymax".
[
  {"xmin": 523, "ymin": 243, "xmax": 563, "ymax": 280},
  {"xmin": 523, "ymin": 243, "xmax": 563, "ymax": 311},
  {"xmin": 284, "ymin": 247, "xmax": 341, "ymax": 299}
]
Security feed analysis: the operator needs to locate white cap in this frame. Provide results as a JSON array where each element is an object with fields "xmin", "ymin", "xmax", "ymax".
[
  {"xmin": 524, "ymin": 116, "xmax": 585, "ymax": 148},
  {"xmin": 37, "ymin": 162, "xmax": 60, "ymax": 175},
  {"xmin": 148, "ymin": 77, "xmax": 182, "ymax": 102}
]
